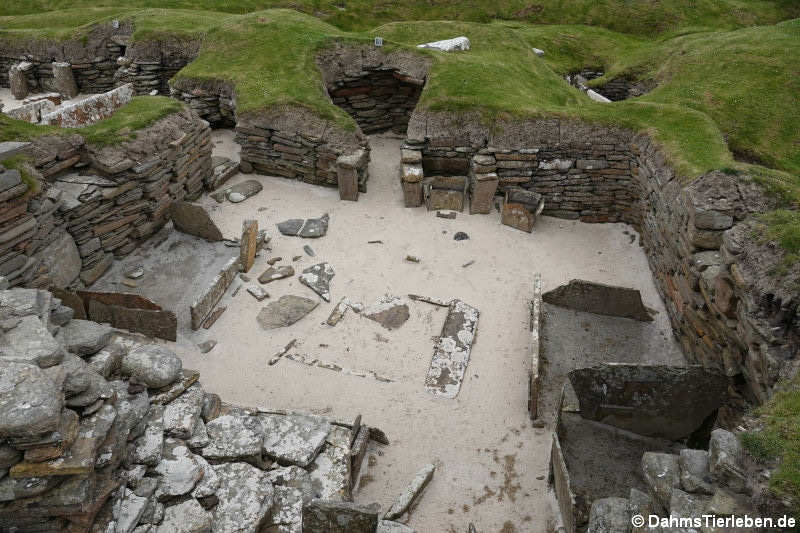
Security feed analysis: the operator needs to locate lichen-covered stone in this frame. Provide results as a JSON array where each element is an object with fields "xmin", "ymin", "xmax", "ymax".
[
  {"xmin": 259, "ymin": 413, "xmax": 330, "ymax": 467},
  {"xmin": 121, "ymin": 344, "xmax": 182, "ymax": 388},
  {"xmin": 0, "ymin": 360, "xmax": 62, "ymax": 438},
  {"xmin": 211, "ymin": 462, "xmax": 273, "ymax": 533}
]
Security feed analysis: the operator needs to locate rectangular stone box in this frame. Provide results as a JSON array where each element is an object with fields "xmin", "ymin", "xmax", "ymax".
[
  {"xmin": 426, "ymin": 187, "xmax": 464, "ymax": 212},
  {"xmin": 469, "ymin": 173, "xmax": 498, "ymax": 214}
]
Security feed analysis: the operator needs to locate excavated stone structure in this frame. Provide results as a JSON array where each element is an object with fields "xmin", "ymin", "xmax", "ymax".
[{"xmin": 404, "ymin": 110, "xmax": 798, "ymax": 404}]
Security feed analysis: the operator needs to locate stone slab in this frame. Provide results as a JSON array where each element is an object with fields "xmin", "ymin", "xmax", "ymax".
[
  {"xmin": 424, "ymin": 299, "xmax": 479, "ymax": 399},
  {"xmin": 542, "ymin": 279, "xmax": 654, "ymax": 322}
]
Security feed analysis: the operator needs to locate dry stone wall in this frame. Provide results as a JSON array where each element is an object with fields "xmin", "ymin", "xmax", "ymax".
[
  {"xmin": 0, "ymin": 108, "xmax": 212, "ymax": 290},
  {"xmin": 406, "ymin": 110, "xmax": 798, "ymax": 404},
  {"xmin": 235, "ymin": 106, "xmax": 370, "ymax": 193}
]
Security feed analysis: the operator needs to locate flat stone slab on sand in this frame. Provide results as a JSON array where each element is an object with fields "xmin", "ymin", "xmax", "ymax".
[
  {"xmin": 299, "ymin": 262, "xmax": 335, "ymax": 302},
  {"xmin": 424, "ymin": 299, "xmax": 479, "ymax": 399},
  {"xmin": 277, "ymin": 213, "xmax": 329, "ymax": 238},
  {"xmin": 363, "ymin": 296, "xmax": 410, "ymax": 330},
  {"xmin": 259, "ymin": 413, "xmax": 331, "ymax": 467},
  {"xmin": 543, "ymin": 279, "xmax": 653, "ymax": 322},
  {"xmin": 257, "ymin": 295, "xmax": 319, "ymax": 330}
]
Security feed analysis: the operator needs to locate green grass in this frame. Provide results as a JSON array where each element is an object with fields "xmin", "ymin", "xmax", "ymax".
[
  {"xmin": 1, "ymin": 155, "xmax": 40, "ymax": 194},
  {"xmin": 0, "ymin": 96, "xmax": 185, "ymax": 145},
  {"xmin": 742, "ymin": 375, "xmax": 800, "ymax": 511},
  {"xmin": 1, "ymin": 0, "xmax": 798, "ymax": 35}
]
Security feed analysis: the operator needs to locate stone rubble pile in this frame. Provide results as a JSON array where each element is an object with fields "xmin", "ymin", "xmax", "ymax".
[
  {"xmin": 170, "ymin": 84, "xmax": 237, "ymax": 128},
  {"xmin": 0, "ymin": 287, "xmax": 405, "ymax": 533},
  {"xmin": 0, "ymin": 107, "xmax": 212, "ymax": 289},
  {"xmin": 587, "ymin": 429, "xmax": 756, "ymax": 533}
]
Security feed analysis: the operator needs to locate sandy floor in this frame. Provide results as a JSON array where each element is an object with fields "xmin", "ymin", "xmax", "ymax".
[{"xmin": 127, "ymin": 130, "xmax": 677, "ymax": 532}]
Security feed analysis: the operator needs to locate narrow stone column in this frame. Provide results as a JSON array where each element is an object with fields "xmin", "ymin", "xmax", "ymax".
[
  {"xmin": 52, "ymin": 61, "xmax": 79, "ymax": 98},
  {"xmin": 9, "ymin": 63, "xmax": 29, "ymax": 100}
]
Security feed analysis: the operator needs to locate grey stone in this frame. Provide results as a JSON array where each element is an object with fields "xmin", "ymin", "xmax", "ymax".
[
  {"xmin": 212, "ymin": 462, "xmax": 273, "ymax": 533},
  {"xmin": 87, "ymin": 342, "xmax": 125, "ymax": 378},
  {"xmin": 363, "ymin": 296, "xmax": 410, "ymax": 330},
  {"xmin": 304, "ymin": 244, "xmax": 315, "ymax": 257},
  {"xmin": 628, "ymin": 488, "xmax": 657, "ymax": 533},
  {"xmin": 679, "ymin": 449, "xmax": 713, "ymax": 494},
  {"xmin": 706, "ymin": 488, "xmax": 750, "ymax": 516},
  {"xmin": 543, "ymin": 279, "xmax": 653, "ymax": 321},
  {"xmin": 60, "ymin": 353, "xmax": 92, "ymax": 397},
  {"xmin": 121, "ymin": 344, "xmax": 182, "ymax": 388},
  {"xmin": 453, "ymin": 231, "xmax": 469, "ymax": 241},
  {"xmin": 60, "ymin": 319, "xmax": 113, "ymax": 356},
  {"xmin": 257, "ymin": 295, "xmax": 318, "ymax": 329},
  {"xmin": 0, "ymin": 142, "xmax": 31, "ymax": 161},
  {"xmin": 384, "ymin": 463, "xmax": 435, "ymax": 520},
  {"xmin": 170, "ymin": 201, "xmax": 223, "ymax": 242},
  {"xmin": 267, "ymin": 465, "xmax": 314, "ymax": 504},
  {"xmin": 298, "ymin": 262, "xmax": 335, "ymax": 302},
  {"xmin": 0, "ymin": 444, "xmax": 21, "ymax": 469},
  {"xmin": 163, "ymin": 384, "xmax": 204, "ymax": 439},
  {"xmin": 0, "ymin": 360, "xmax": 62, "ymax": 438},
  {"xmin": 264, "ymin": 485, "xmax": 304, "ymax": 532},
  {"xmin": 277, "ymin": 214, "xmax": 329, "ymax": 238},
  {"xmin": 226, "ymin": 179, "xmax": 263, "ymax": 202},
  {"xmin": 1, "ymin": 315, "xmax": 64, "ymax": 367},
  {"xmin": 587, "ymin": 497, "xmax": 631, "ymax": 533},
  {"xmin": 416, "ymin": 36, "xmax": 470, "ymax": 51},
  {"xmin": 154, "ymin": 438, "xmax": 204, "ymax": 499},
  {"xmin": 129, "ymin": 404, "xmax": 164, "ymax": 466},
  {"xmin": 197, "ymin": 340, "xmax": 217, "ymax": 353},
  {"xmin": 202, "ymin": 413, "xmax": 263, "ymax": 461},
  {"xmin": 259, "ymin": 413, "xmax": 331, "ymax": 467},
  {"xmin": 258, "ymin": 265, "xmax": 294, "ymax": 284},
  {"xmin": 642, "ymin": 452, "xmax": 680, "ymax": 514},
  {"xmin": 669, "ymin": 488, "xmax": 710, "ymax": 523},
  {"xmin": 66, "ymin": 369, "xmax": 114, "ymax": 410},
  {"xmin": 568, "ymin": 364, "xmax": 728, "ymax": 440},
  {"xmin": 247, "ymin": 285, "xmax": 269, "ymax": 301},
  {"xmin": 0, "ymin": 475, "xmax": 60, "ymax": 502},
  {"xmin": 303, "ymin": 500, "xmax": 380, "ymax": 532},
  {"xmin": 156, "ymin": 498, "xmax": 212, "ymax": 533}
]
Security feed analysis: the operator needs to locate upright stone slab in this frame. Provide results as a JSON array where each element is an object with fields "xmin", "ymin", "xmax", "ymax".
[
  {"xmin": 337, "ymin": 150, "xmax": 365, "ymax": 202},
  {"xmin": 52, "ymin": 62, "xmax": 79, "ymax": 99},
  {"xmin": 542, "ymin": 279, "xmax": 653, "ymax": 321},
  {"xmin": 469, "ymin": 172, "xmax": 499, "ymax": 214},
  {"xmin": 568, "ymin": 364, "xmax": 728, "ymax": 440},
  {"xmin": 190, "ymin": 257, "xmax": 240, "ymax": 330},
  {"xmin": 9, "ymin": 63, "xmax": 29, "ymax": 100},
  {"xmin": 240, "ymin": 219, "xmax": 258, "ymax": 273},
  {"xmin": 170, "ymin": 201, "xmax": 223, "ymax": 242}
]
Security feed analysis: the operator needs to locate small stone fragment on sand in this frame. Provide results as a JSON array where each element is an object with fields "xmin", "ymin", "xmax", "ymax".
[
  {"xmin": 258, "ymin": 265, "xmax": 294, "ymax": 284},
  {"xmin": 303, "ymin": 245, "xmax": 315, "ymax": 257},
  {"xmin": 197, "ymin": 340, "xmax": 217, "ymax": 353},
  {"xmin": 454, "ymin": 232, "xmax": 469, "ymax": 241},
  {"xmin": 125, "ymin": 266, "xmax": 144, "ymax": 279},
  {"xmin": 405, "ymin": 255, "xmax": 420, "ymax": 263},
  {"xmin": 267, "ymin": 257, "xmax": 282, "ymax": 265},
  {"xmin": 247, "ymin": 285, "xmax": 269, "ymax": 301}
]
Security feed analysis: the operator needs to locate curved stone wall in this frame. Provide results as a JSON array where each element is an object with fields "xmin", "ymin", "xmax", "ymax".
[
  {"xmin": 0, "ymin": 108, "xmax": 212, "ymax": 290},
  {"xmin": 405, "ymin": 110, "xmax": 797, "ymax": 405}
]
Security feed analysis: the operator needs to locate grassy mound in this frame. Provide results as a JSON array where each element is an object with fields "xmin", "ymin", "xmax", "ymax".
[{"xmin": 1, "ymin": 0, "xmax": 798, "ymax": 35}]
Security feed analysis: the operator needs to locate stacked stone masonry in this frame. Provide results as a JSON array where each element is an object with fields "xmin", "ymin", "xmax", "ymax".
[
  {"xmin": 0, "ymin": 287, "xmax": 388, "ymax": 533},
  {"xmin": 1, "ymin": 23, "xmax": 200, "ymax": 99},
  {"xmin": 405, "ymin": 111, "xmax": 798, "ymax": 403},
  {"xmin": 0, "ymin": 108, "xmax": 212, "ymax": 290}
]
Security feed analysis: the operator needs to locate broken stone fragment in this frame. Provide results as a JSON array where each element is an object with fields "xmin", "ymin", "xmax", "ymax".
[
  {"xmin": 197, "ymin": 340, "xmax": 217, "ymax": 353},
  {"xmin": 378, "ymin": 520, "xmax": 416, "ymax": 532},
  {"xmin": 258, "ymin": 265, "xmax": 294, "ymax": 284},
  {"xmin": 121, "ymin": 344, "xmax": 182, "ymax": 389},
  {"xmin": 112, "ymin": 488, "xmax": 149, "ymax": 533},
  {"xmin": 128, "ymin": 404, "xmax": 164, "ymax": 466},
  {"xmin": 363, "ymin": 296, "xmax": 410, "ymax": 330},
  {"xmin": 299, "ymin": 262, "xmax": 335, "ymax": 302},
  {"xmin": 308, "ymin": 425, "xmax": 351, "ymax": 501},
  {"xmin": 257, "ymin": 295, "xmax": 318, "ymax": 330},
  {"xmin": 424, "ymin": 299, "xmax": 479, "ymax": 399},
  {"xmin": 384, "ymin": 463, "xmax": 435, "ymax": 520},
  {"xmin": 708, "ymin": 429, "xmax": 745, "ymax": 492}
]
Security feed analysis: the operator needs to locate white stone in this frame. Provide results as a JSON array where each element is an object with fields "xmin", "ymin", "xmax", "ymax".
[{"xmin": 417, "ymin": 36, "xmax": 470, "ymax": 52}]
